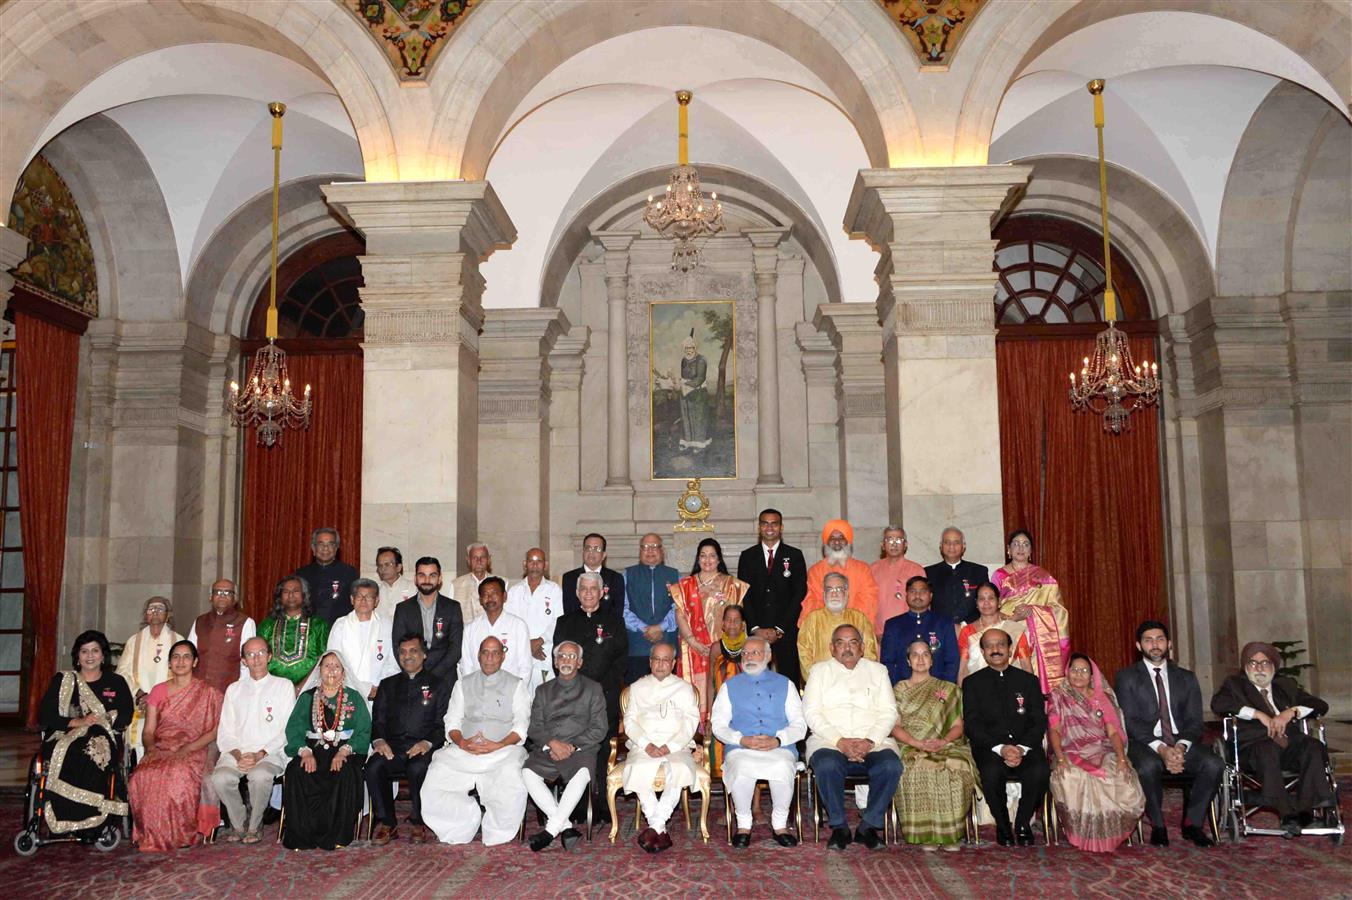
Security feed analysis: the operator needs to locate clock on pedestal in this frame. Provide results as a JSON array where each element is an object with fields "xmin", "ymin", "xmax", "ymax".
[{"xmin": 674, "ymin": 478, "xmax": 713, "ymax": 532}]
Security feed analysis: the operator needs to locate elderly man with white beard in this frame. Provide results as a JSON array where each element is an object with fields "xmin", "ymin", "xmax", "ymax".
[
  {"xmin": 711, "ymin": 636, "xmax": 806, "ymax": 848},
  {"xmin": 421, "ymin": 636, "xmax": 530, "ymax": 846},
  {"xmin": 798, "ymin": 519, "xmax": 879, "ymax": 628},
  {"xmin": 797, "ymin": 572, "xmax": 878, "ymax": 673}
]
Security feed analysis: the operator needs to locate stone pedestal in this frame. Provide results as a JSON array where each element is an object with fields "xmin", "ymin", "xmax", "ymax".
[
  {"xmin": 323, "ymin": 181, "xmax": 516, "ymax": 574},
  {"xmin": 844, "ymin": 165, "xmax": 1031, "ymax": 566}
]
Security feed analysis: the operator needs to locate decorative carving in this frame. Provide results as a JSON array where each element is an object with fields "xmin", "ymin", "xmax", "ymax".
[
  {"xmin": 345, "ymin": 0, "xmax": 478, "ymax": 81},
  {"xmin": 841, "ymin": 391, "xmax": 887, "ymax": 419},
  {"xmin": 5, "ymin": 154, "xmax": 97, "ymax": 317},
  {"xmin": 878, "ymin": 0, "xmax": 984, "ymax": 67},
  {"xmin": 362, "ymin": 304, "xmax": 481, "ymax": 346}
]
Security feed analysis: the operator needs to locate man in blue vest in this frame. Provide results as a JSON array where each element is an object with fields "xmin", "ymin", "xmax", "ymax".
[
  {"xmin": 622, "ymin": 533, "xmax": 680, "ymax": 684},
  {"xmin": 711, "ymin": 636, "xmax": 807, "ymax": 848}
]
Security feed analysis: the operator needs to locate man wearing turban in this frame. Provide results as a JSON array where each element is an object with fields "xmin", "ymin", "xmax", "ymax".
[{"xmin": 798, "ymin": 519, "xmax": 879, "ymax": 629}]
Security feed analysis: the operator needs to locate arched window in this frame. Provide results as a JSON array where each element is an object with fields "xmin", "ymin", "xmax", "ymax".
[
  {"xmin": 246, "ymin": 232, "xmax": 364, "ymax": 341},
  {"xmin": 994, "ymin": 215, "xmax": 1152, "ymax": 328}
]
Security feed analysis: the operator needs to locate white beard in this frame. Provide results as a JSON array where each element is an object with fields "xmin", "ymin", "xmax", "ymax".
[
  {"xmin": 825, "ymin": 600, "xmax": 848, "ymax": 614},
  {"xmin": 742, "ymin": 659, "xmax": 767, "ymax": 675},
  {"xmin": 1246, "ymin": 670, "xmax": 1274, "ymax": 689},
  {"xmin": 824, "ymin": 547, "xmax": 851, "ymax": 567}
]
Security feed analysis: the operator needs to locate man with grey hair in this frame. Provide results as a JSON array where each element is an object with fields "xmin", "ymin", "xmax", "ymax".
[
  {"xmin": 797, "ymin": 572, "xmax": 877, "ymax": 674},
  {"xmin": 623, "ymin": 642, "xmax": 699, "ymax": 853},
  {"xmin": 452, "ymin": 541, "xmax": 496, "ymax": 625},
  {"xmin": 296, "ymin": 526, "xmax": 359, "ymax": 625},
  {"xmin": 326, "ymin": 577, "xmax": 398, "ymax": 710},
  {"xmin": 712, "ymin": 636, "xmax": 806, "ymax": 848},
  {"xmin": 523, "ymin": 641, "xmax": 608, "ymax": 851},
  {"xmin": 116, "ymin": 595, "xmax": 183, "ymax": 753},
  {"xmin": 870, "ymin": 525, "xmax": 925, "ymax": 636},
  {"xmin": 925, "ymin": 526, "xmax": 988, "ymax": 625}
]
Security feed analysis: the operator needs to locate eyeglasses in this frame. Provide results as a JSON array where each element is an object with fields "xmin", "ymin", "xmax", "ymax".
[
  {"xmin": 883, "ymin": 538, "xmax": 905, "ymax": 545},
  {"xmin": 650, "ymin": 656, "xmax": 675, "ymax": 664},
  {"xmin": 211, "ymin": 589, "xmax": 236, "ymax": 597},
  {"xmin": 146, "ymin": 605, "xmax": 168, "ymax": 613},
  {"xmin": 823, "ymin": 586, "xmax": 847, "ymax": 595},
  {"xmin": 1009, "ymin": 540, "xmax": 1032, "ymax": 549},
  {"xmin": 244, "ymin": 650, "xmax": 269, "ymax": 659},
  {"xmin": 640, "ymin": 543, "xmax": 663, "ymax": 550},
  {"xmin": 1245, "ymin": 659, "xmax": 1274, "ymax": 671},
  {"xmin": 1067, "ymin": 667, "xmax": 1092, "ymax": 676},
  {"xmin": 556, "ymin": 653, "xmax": 580, "ymax": 661}
]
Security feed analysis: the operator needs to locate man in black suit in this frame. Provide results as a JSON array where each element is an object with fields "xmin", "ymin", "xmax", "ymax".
[
  {"xmin": 735, "ymin": 509, "xmax": 808, "ymax": 686},
  {"xmin": 1115, "ymin": 619, "xmax": 1222, "ymax": 847},
  {"xmin": 552, "ymin": 571, "xmax": 628, "ymax": 824},
  {"xmin": 924, "ymin": 526, "xmax": 988, "ymax": 626},
  {"xmin": 392, "ymin": 556, "xmax": 464, "ymax": 691},
  {"xmin": 365, "ymin": 633, "xmax": 451, "ymax": 845},
  {"xmin": 962, "ymin": 628, "xmax": 1049, "ymax": 846},
  {"xmin": 560, "ymin": 533, "xmax": 625, "ymax": 616},
  {"xmin": 1211, "ymin": 640, "xmax": 1332, "ymax": 836}
]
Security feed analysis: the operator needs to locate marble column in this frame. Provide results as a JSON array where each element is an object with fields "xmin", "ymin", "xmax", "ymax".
[
  {"xmin": 547, "ymin": 326, "xmax": 590, "ymax": 568},
  {"xmin": 814, "ymin": 304, "xmax": 888, "ymax": 539},
  {"xmin": 478, "ymin": 307, "xmax": 568, "ymax": 567},
  {"xmin": 0, "ymin": 225, "xmax": 28, "ymax": 319},
  {"xmin": 795, "ymin": 321, "xmax": 843, "ymax": 519},
  {"xmin": 746, "ymin": 227, "xmax": 790, "ymax": 485},
  {"xmin": 322, "ymin": 181, "xmax": 516, "ymax": 571},
  {"xmin": 593, "ymin": 230, "xmax": 639, "ymax": 488},
  {"xmin": 844, "ymin": 166, "xmax": 1031, "ymax": 566}
]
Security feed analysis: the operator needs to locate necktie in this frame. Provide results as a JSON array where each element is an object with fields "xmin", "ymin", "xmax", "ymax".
[
  {"xmin": 1261, "ymin": 687, "xmax": 1288, "ymax": 747},
  {"xmin": 766, "ymin": 546, "xmax": 774, "ymax": 573},
  {"xmin": 1155, "ymin": 668, "xmax": 1175, "ymax": 745}
]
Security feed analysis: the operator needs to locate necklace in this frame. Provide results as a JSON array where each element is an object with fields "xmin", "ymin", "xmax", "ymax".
[
  {"xmin": 272, "ymin": 614, "xmax": 310, "ymax": 665},
  {"xmin": 311, "ymin": 687, "xmax": 348, "ymax": 746},
  {"xmin": 697, "ymin": 573, "xmax": 720, "ymax": 587}
]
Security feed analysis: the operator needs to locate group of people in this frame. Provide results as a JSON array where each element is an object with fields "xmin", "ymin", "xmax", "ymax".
[{"xmin": 33, "ymin": 516, "xmax": 1334, "ymax": 856}]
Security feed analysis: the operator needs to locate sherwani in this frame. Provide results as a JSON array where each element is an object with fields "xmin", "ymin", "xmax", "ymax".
[
  {"xmin": 211, "ymin": 673, "xmax": 295, "ymax": 833},
  {"xmin": 421, "ymin": 670, "xmax": 531, "ymax": 845},
  {"xmin": 505, "ymin": 577, "xmax": 565, "ymax": 689},
  {"xmin": 525, "ymin": 675, "xmax": 608, "ymax": 782},
  {"xmin": 622, "ymin": 675, "xmax": 701, "ymax": 798},
  {"xmin": 115, "ymin": 625, "xmax": 183, "ymax": 751},
  {"xmin": 326, "ymin": 612, "xmax": 399, "ymax": 710},
  {"xmin": 880, "ymin": 607, "xmax": 960, "ymax": 684},
  {"xmin": 458, "ymin": 611, "xmax": 534, "ymax": 684},
  {"xmin": 797, "ymin": 607, "xmax": 878, "ymax": 673}
]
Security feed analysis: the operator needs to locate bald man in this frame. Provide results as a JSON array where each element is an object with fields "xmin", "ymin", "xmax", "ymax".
[{"xmin": 505, "ymin": 547, "xmax": 565, "ymax": 690}]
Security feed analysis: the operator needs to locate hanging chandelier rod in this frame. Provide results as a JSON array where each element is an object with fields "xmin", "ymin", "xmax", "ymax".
[{"xmin": 1089, "ymin": 79, "xmax": 1116, "ymax": 323}]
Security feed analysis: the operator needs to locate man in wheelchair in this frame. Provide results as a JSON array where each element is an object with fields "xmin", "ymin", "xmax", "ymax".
[{"xmin": 1211, "ymin": 641, "xmax": 1333, "ymax": 837}]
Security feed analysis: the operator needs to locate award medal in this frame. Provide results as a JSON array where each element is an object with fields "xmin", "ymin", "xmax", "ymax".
[
  {"xmin": 420, "ymin": 685, "xmax": 432, "ymax": 706},
  {"xmin": 153, "ymin": 643, "xmax": 163, "ymax": 664},
  {"xmin": 331, "ymin": 581, "xmax": 340, "ymax": 600},
  {"xmin": 376, "ymin": 640, "xmax": 384, "ymax": 661},
  {"xmin": 435, "ymin": 617, "xmax": 444, "ymax": 640},
  {"xmin": 782, "ymin": 558, "xmax": 791, "ymax": 578},
  {"xmin": 265, "ymin": 704, "xmax": 274, "ymax": 723},
  {"xmin": 225, "ymin": 622, "xmax": 236, "ymax": 644},
  {"xmin": 928, "ymin": 631, "xmax": 939, "ymax": 651},
  {"xmin": 595, "ymin": 625, "xmax": 604, "ymax": 645},
  {"xmin": 1015, "ymin": 692, "xmax": 1026, "ymax": 714}
]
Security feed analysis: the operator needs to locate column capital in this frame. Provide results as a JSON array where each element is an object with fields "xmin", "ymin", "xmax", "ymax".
[
  {"xmin": 843, "ymin": 165, "xmax": 1032, "ymax": 248},
  {"xmin": 814, "ymin": 303, "xmax": 885, "ymax": 416},
  {"xmin": 548, "ymin": 325, "xmax": 591, "ymax": 392},
  {"xmin": 592, "ymin": 230, "xmax": 640, "ymax": 279},
  {"xmin": 745, "ymin": 226, "xmax": 790, "ymax": 276},
  {"xmin": 322, "ymin": 180, "xmax": 516, "ymax": 259}
]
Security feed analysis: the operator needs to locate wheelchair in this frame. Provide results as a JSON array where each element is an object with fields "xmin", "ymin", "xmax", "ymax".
[
  {"xmin": 1215, "ymin": 715, "xmax": 1344, "ymax": 845},
  {"xmin": 14, "ymin": 732, "xmax": 133, "ymax": 856}
]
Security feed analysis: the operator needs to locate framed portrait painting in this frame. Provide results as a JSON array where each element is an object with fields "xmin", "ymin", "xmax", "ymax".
[{"xmin": 649, "ymin": 299, "xmax": 737, "ymax": 480}]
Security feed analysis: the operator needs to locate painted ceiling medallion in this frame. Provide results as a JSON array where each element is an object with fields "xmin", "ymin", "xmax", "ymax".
[
  {"xmin": 347, "ymin": 0, "xmax": 478, "ymax": 81},
  {"xmin": 878, "ymin": 0, "xmax": 984, "ymax": 67},
  {"xmin": 5, "ymin": 154, "xmax": 98, "ymax": 318}
]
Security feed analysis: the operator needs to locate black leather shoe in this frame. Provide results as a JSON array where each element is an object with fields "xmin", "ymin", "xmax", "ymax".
[
  {"xmin": 1149, "ymin": 826, "xmax": 1169, "ymax": 847},
  {"xmin": 855, "ymin": 825, "xmax": 883, "ymax": 850},
  {"xmin": 1180, "ymin": 824, "xmax": 1215, "ymax": 848},
  {"xmin": 1280, "ymin": 816, "xmax": 1302, "ymax": 838},
  {"xmin": 731, "ymin": 831, "xmax": 751, "ymax": 849},
  {"xmin": 773, "ymin": 830, "xmax": 799, "ymax": 848},
  {"xmin": 995, "ymin": 825, "xmax": 1014, "ymax": 847},
  {"xmin": 1015, "ymin": 825, "xmax": 1035, "ymax": 847},
  {"xmin": 529, "ymin": 830, "xmax": 554, "ymax": 852},
  {"xmin": 559, "ymin": 828, "xmax": 582, "ymax": 851},
  {"xmin": 827, "ymin": 827, "xmax": 852, "ymax": 851}
]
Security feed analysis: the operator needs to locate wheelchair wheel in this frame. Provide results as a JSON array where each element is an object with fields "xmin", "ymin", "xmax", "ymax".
[
  {"xmin": 94, "ymin": 824, "xmax": 121, "ymax": 852},
  {"xmin": 13, "ymin": 831, "xmax": 37, "ymax": 857}
]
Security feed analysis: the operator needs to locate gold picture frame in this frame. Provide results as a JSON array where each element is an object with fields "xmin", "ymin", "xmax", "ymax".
[{"xmin": 649, "ymin": 299, "xmax": 737, "ymax": 480}]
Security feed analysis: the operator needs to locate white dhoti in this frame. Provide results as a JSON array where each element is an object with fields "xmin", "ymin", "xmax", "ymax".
[
  {"xmin": 421, "ymin": 745, "xmax": 528, "ymax": 845},
  {"xmin": 622, "ymin": 751, "xmax": 699, "ymax": 832},
  {"xmin": 723, "ymin": 748, "xmax": 797, "ymax": 830}
]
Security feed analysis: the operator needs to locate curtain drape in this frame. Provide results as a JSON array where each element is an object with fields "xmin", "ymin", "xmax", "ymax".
[
  {"xmin": 996, "ymin": 336, "xmax": 1166, "ymax": 678},
  {"xmin": 240, "ymin": 349, "xmax": 362, "ymax": 623},
  {"xmin": 16, "ymin": 308, "xmax": 82, "ymax": 728}
]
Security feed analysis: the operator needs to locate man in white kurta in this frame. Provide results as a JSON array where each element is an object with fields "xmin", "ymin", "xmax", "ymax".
[
  {"xmin": 622, "ymin": 642, "xmax": 700, "ymax": 852},
  {"xmin": 459, "ymin": 577, "xmax": 533, "ymax": 684},
  {"xmin": 711, "ymin": 637, "xmax": 806, "ymax": 848},
  {"xmin": 115, "ymin": 596, "xmax": 183, "ymax": 753},
  {"xmin": 422, "ymin": 637, "xmax": 530, "ymax": 845},
  {"xmin": 803, "ymin": 623, "xmax": 900, "ymax": 851},
  {"xmin": 371, "ymin": 546, "xmax": 416, "ymax": 624},
  {"xmin": 451, "ymin": 542, "xmax": 500, "ymax": 626},
  {"xmin": 210, "ymin": 637, "xmax": 296, "ymax": 841},
  {"xmin": 504, "ymin": 548, "xmax": 564, "ymax": 689},
  {"xmin": 327, "ymin": 579, "xmax": 399, "ymax": 710}
]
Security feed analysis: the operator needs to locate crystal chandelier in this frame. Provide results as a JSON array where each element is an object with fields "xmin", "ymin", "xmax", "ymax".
[
  {"xmin": 1068, "ymin": 79, "xmax": 1160, "ymax": 433},
  {"xmin": 644, "ymin": 90, "xmax": 724, "ymax": 272},
  {"xmin": 230, "ymin": 102, "xmax": 313, "ymax": 447}
]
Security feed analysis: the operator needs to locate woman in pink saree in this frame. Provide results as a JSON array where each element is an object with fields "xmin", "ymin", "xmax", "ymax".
[
  {"xmin": 992, "ymin": 530, "xmax": 1069, "ymax": 692},
  {"xmin": 128, "ymin": 640, "xmax": 223, "ymax": 851},
  {"xmin": 1048, "ymin": 653, "xmax": 1144, "ymax": 852}
]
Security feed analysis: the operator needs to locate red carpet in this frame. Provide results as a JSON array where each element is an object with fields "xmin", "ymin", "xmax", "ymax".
[{"xmin": 3, "ymin": 786, "xmax": 1347, "ymax": 898}]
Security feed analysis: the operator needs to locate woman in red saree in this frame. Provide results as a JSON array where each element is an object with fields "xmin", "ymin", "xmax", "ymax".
[
  {"xmin": 992, "ymin": 530, "xmax": 1069, "ymax": 693},
  {"xmin": 128, "ymin": 640, "xmax": 223, "ymax": 851},
  {"xmin": 669, "ymin": 538, "xmax": 748, "ymax": 723}
]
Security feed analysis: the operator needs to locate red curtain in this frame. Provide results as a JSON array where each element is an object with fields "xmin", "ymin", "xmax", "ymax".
[
  {"xmin": 240, "ymin": 349, "xmax": 363, "ymax": 623},
  {"xmin": 15, "ymin": 308, "xmax": 82, "ymax": 727},
  {"xmin": 996, "ymin": 335, "xmax": 1166, "ymax": 678}
]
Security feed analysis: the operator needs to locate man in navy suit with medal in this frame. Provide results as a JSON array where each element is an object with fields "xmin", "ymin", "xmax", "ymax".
[{"xmin": 736, "ymin": 509, "xmax": 808, "ymax": 686}]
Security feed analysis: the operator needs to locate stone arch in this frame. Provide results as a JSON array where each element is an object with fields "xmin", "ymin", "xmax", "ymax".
[
  {"xmin": 1288, "ymin": 115, "xmax": 1352, "ymax": 294},
  {"xmin": 428, "ymin": 0, "xmax": 921, "ymax": 180},
  {"xmin": 953, "ymin": 0, "xmax": 1352, "ymax": 164},
  {"xmin": 186, "ymin": 176, "xmax": 360, "ymax": 338},
  {"xmin": 538, "ymin": 165, "xmax": 843, "ymax": 311},
  {"xmin": 0, "ymin": 0, "xmax": 397, "ymax": 211},
  {"xmin": 37, "ymin": 114, "xmax": 181, "ymax": 322},
  {"xmin": 1215, "ymin": 82, "xmax": 1342, "ymax": 299}
]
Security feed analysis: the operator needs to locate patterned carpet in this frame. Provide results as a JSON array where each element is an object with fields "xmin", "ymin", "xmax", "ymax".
[{"xmin": 2, "ymin": 786, "xmax": 1348, "ymax": 899}]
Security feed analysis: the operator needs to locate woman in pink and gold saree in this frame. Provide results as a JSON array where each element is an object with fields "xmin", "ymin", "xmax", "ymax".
[
  {"xmin": 127, "ymin": 640, "xmax": 222, "ymax": 851},
  {"xmin": 670, "ymin": 538, "xmax": 748, "ymax": 724},
  {"xmin": 992, "ymin": 530, "xmax": 1069, "ymax": 692}
]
